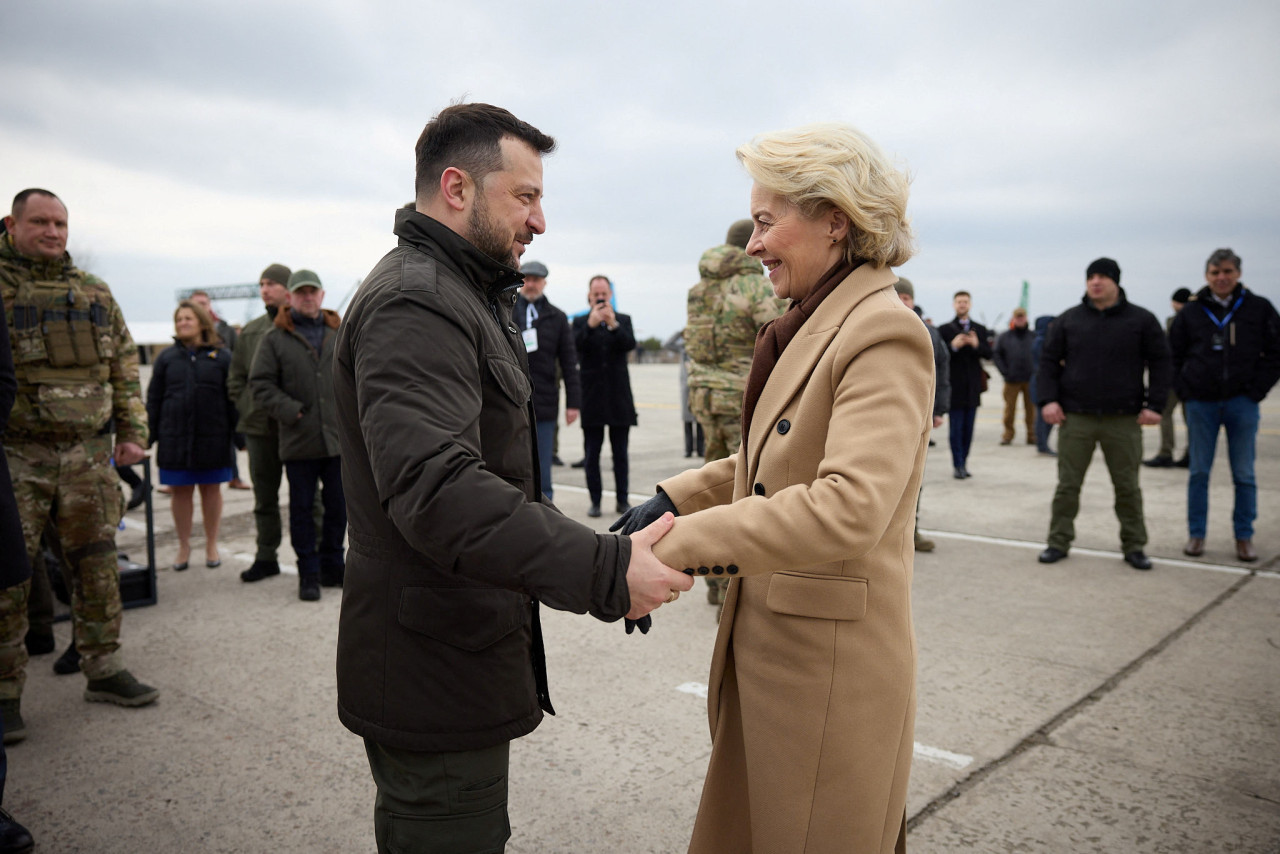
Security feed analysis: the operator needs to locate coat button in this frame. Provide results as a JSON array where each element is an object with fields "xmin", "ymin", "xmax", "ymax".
[
  {"xmin": 777, "ymin": 419, "xmax": 790, "ymax": 434},
  {"xmin": 697, "ymin": 566, "xmax": 710, "ymax": 575},
  {"xmin": 753, "ymin": 483, "xmax": 765, "ymax": 496},
  {"xmin": 683, "ymin": 568, "xmax": 695, "ymax": 575},
  {"xmin": 712, "ymin": 565, "xmax": 724, "ymax": 575},
  {"xmin": 727, "ymin": 565, "xmax": 739, "ymax": 575}
]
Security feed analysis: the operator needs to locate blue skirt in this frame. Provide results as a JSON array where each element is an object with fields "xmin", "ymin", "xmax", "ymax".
[{"xmin": 158, "ymin": 467, "xmax": 234, "ymax": 486}]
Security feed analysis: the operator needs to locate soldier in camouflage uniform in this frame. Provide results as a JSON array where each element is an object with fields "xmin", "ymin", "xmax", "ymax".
[
  {"xmin": 0, "ymin": 189, "xmax": 158, "ymax": 742},
  {"xmin": 684, "ymin": 219, "xmax": 786, "ymax": 606}
]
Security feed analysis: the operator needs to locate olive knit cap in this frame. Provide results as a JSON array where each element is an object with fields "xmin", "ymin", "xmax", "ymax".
[
  {"xmin": 726, "ymin": 219, "xmax": 754, "ymax": 249},
  {"xmin": 893, "ymin": 276, "xmax": 914, "ymax": 298},
  {"xmin": 260, "ymin": 263, "xmax": 292, "ymax": 286}
]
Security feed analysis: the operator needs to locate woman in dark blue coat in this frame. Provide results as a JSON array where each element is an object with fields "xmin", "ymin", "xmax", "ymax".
[{"xmin": 145, "ymin": 301, "xmax": 237, "ymax": 570}]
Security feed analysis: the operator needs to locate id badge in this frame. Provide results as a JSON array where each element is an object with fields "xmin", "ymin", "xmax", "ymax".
[
  {"xmin": 1211, "ymin": 332, "xmax": 1224, "ymax": 351},
  {"xmin": 522, "ymin": 327, "xmax": 539, "ymax": 353}
]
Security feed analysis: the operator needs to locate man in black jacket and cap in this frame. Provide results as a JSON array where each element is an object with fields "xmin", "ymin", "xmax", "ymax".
[
  {"xmin": 332, "ymin": 102, "xmax": 690, "ymax": 854},
  {"xmin": 1170, "ymin": 248, "xmax": 1280, "ymax": 562},
  {"xmin": 1037, "ymin": 257, "xmax": 1171, "ymax": 571},
  {"xmin": 512, "ymin": 260, "xmax": 579, "ymax": 501}
]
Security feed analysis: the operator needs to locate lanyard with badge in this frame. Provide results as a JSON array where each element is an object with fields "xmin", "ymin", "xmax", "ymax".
[
  {"xmin": 1201, "ymin": 292, "xmax": 1244, "ymax": 351},
  {"xmin": 522, "ymin": 303, "xmax": 539, "ymax": 353}
]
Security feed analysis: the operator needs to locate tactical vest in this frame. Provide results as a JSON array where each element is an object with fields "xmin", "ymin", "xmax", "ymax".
[{"xmin": 4, "ymin": 264, "xmax": 114, "ymax": 436}]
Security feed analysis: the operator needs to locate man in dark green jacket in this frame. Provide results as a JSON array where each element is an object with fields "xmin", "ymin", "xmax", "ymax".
[
  {"xmin": 249, "ymin": 270, "xmax": 344, "ymax": 601},
  {"xmin": 332, "ymin": 103, "xmax": 688, "ymax": 854},
  {"xmin": 226, "ymin": 264, "xmax": 292, "ymax": 582}
]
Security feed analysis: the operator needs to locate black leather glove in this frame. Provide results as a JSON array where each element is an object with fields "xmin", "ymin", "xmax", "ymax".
[
  {"xmin": 614, "ymin": 491, "xmax": 678, "ymax": 636},
  {"xmin": 609, "ymin": 490, "xmax": 678, "ymax": 535}
]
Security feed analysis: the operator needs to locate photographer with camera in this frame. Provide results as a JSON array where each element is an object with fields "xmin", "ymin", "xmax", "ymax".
[{"xmin": 573, "ymin": 275, "xmax": 637, "ymax": 518}]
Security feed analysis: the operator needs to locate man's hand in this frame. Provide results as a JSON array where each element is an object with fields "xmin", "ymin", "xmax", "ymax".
[
  {"xmin": 565, "ymin": 407, "xmax": 579, "ymax": 426},
  {"xmin": 1041, "ymin": 402, "xmax": 1064, "ymax": 425},
  {"xmin": 932, "ymin": 415, "xmax": 944, "ymax": 429},
  {"xmin": 115, "ymin": 442, "xmax": 145, "ymax": 466},
  {"xmin": 624, "ymin": 513, "xmax": 692, "ymax": 620},
  {"xmin": 951, "ymin": 333, "xmax": 969, "ymax": 350},
  {"xmin": 1137, "ymin": 408, "xmax": 1162, "ymax": 426}
]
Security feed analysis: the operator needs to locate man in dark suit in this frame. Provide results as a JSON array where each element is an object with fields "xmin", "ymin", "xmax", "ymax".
[
  {"xmin": 937, "ymin": 290, "xmax": 993, "ymax": 478},
  {"xmin": 573, "ymin": 275, "xmax": 637, "ymax": 517}
]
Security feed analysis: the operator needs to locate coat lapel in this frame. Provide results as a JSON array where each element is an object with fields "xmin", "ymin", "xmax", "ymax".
[{"xmin": 743, "ymin": 264, "xmax": 901, "ymax": 469}]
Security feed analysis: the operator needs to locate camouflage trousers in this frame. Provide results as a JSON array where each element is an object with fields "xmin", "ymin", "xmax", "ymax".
[
  {"xmin": 0, "ymin": 434, "xmax": 126, "ymax": 696},
  {"xmin": 689, "ymin": 387, "xmax": 744, "ymax": 466},
  {"xmin": 689, "ymin": 387, "xmax": 745, "ymax": 605}
]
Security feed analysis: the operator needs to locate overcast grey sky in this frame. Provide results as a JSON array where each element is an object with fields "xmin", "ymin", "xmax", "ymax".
[{"xmin": 3, "ymin": 0, "xmax": 1277, "ymax": 339}]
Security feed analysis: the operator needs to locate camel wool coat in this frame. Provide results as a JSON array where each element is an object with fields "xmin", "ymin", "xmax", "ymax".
[{"xmin": 654, "ymin": 263, "xmax": 934, "ymax": 854}]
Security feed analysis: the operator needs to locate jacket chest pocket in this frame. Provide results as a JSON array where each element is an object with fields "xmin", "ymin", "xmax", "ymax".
[{"xmin": 480, "ymin": 356, "xmax": 533, "ymax": 478}]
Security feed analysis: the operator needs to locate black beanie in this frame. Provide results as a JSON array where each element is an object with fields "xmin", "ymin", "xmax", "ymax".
[
  {"xmin": 1086, "ymin": 257, "xmax": 1120, "ymax": 284},
  {"xmin": 1172, "ymin": 287, "xmax": 1192, "ymax": 303}
]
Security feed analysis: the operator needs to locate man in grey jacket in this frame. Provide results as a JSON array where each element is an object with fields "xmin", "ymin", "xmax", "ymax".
[{"xmin": 332, "ymin": 103, "xmax": 689, "ymax": 853}]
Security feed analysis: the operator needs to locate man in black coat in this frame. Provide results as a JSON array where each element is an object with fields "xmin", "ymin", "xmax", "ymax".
[
  {"xmin": 573, "ymin": 275, "xmax": 638, "ymax": 517},
  {"xmin": 1036, "ymin": 258, "xmax": 1170, "ymax": 571},
  {"xmin": 512, "ymin": 260, "xmax": 579, "ymax": 501},
  {"xmin": 937, "ymin": 290, "xmax": 993, "ymax": 478},
  {"xmin": 332, "ymin": 103, "xmax": 689, "ymax": 853},
  {"xmin": 1170, "ymin": 248, "xmax": 1280, "ymax": 562}
]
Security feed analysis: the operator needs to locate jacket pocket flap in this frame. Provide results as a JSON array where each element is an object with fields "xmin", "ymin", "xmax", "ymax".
[
  {"xmin": 398, "ymin": 586, "xmax": 527, "ymax": 652},
  {"xmin": 486, "ymin": 357, "xmax": 532, "ymax": 407},
  {"xmin": 766, "ymin": 572, "xmax": 867, "ymax": 621}
]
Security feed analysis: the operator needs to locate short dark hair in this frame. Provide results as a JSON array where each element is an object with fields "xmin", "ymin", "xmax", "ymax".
[
  {"xmin": 1205, "ymin": 248, "xmax": 1241, "ymax": 272},
  {"xmin": 953, "ymin": 290, "xmax": 971, "ymax": 300},
  {"xmin": 11, "ymin": 188, "xmax": 62, "ymax": 218},
  {"xmin": 414, "ymin": 103, "xmax": 555, "ymax": 199},
  {"xmin": 589, "ymin": 275, "xmax": 612, "ymax": 289}
]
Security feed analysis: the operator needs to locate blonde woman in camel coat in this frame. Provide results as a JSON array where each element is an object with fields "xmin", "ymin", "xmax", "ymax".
[{"xmin": 617, "ymin": 123, "xmax": 933, "ymax": 853}]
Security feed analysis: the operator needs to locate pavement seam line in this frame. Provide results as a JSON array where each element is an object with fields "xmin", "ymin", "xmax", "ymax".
[{"xmin": 906, "ymin": 570, "xmax": 1257, "ymax": 832}]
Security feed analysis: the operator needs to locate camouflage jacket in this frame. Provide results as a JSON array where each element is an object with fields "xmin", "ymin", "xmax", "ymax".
[
  {"xmin": 685, "ymin": 244, "xmax": 786, "ymax": 393},
  {"xmin": 0, "ymin": 234, "xmax": 147, "ymax": 444}
]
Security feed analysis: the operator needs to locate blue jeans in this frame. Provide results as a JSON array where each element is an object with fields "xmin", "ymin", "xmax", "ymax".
[
  {"xmin": 948, "ymin": 406, "xmax": 977, "ymax": 470},
  {"xmin": 1185, "ymin": 396, "xmax": 1259, "ymax": 539},
  {"xmin": 535, "ymin": 420, "xmax": 556, "ymax": 500}
]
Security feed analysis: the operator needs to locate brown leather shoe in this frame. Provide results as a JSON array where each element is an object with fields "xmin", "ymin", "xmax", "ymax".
[
  {"xmin": 1236, "ymin": 539, "xmax": 1258, "ymax": 562},
  {"xmin": 1183, "ymin": 537, "xmax": 1205, "ymax": 557},
  {"xmin": 228, "ymin": 478, "xmax": 252, "ymax": 490}
]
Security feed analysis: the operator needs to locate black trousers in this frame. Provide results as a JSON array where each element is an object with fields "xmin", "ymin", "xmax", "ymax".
[
  {"xmin": 582, "ymin": 424, "xmax": 629, "ymax": 505},
  {"xmin": 283, "ymin": 456, "xmax": 346, "ymax": 579}
]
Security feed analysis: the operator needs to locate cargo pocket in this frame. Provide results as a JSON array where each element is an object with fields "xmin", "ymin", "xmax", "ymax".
[
  {"xmin": 37, "ymin": 382, "xmax": 112, "ymax": 431},
  {"xmin": 765, "ymin": 571, "xmax": 868, "ymax": 621},
  {"xmin": 383, "ymin": 803, "xmax": 510, "ymax": 854}
]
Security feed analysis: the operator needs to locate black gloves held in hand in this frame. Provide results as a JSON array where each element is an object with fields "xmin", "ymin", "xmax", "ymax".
[
  {"xmin": 614, "ymin": 490, "xmax": 679, "ymax": 637},
  {"xmin": 609, "ymin": 490, "xmax": 678, "ymax": 536}
]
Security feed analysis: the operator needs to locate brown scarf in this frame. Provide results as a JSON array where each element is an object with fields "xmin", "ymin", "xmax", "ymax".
[{"xmin": 741, "ymin": 258, "xmax": 859, "ymax": 445}]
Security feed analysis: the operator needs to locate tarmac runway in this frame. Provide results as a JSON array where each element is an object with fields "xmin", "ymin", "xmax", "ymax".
[{"xmin": 10, "ymin": 362, "xmax": 1278, "ymax": 853}]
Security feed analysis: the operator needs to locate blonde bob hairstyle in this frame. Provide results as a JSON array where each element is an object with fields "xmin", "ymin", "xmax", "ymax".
[{"xmin": 736, "ymin": 122, "xmax": 914, "ymax": 269}]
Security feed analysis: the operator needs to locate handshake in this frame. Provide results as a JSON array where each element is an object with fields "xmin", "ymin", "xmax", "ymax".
[{"xmin": 612, "ymin": 492, "xmax": 691, "ymax": 634}]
